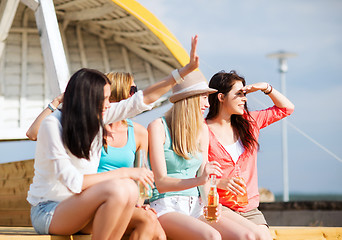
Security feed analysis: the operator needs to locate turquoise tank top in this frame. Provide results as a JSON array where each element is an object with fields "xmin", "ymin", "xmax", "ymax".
[
  {"xmin": 150, "ymin": 117, "xmax": 203, "ymax": 202},
  {"xmin": 98, "ymin": 119, "xmax": 136, "ymax": 172}
]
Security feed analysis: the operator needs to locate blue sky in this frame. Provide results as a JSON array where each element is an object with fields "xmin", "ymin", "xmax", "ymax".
[
  {"xmin": 135, "ymin": 0, "xmax": 342, "ymax": 196},
  {"xmin": 1, "ymin": 0, "xmax": 341, "ymax": 197}
]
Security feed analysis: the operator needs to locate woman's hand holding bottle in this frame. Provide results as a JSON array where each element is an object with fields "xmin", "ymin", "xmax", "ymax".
[
  {"xmin": 217, "ymin": 177, "xmax": 246, "ymax": 196},
  {"xmin": 199, "ymin": 161, "xmax": 222, "ymax": 185},
  {"xmin": 218, "ymin": 177, "xmax": 248, "ymax": 207},
  {"xmin": 129, "ymin": 167, "xmax": 154, "ymax": 191}
]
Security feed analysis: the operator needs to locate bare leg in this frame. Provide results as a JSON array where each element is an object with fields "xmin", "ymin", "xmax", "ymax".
[
  {"xmin": 107, "ymin": 180, "xmax": 138, "ymax": 240},
  {"xmin": 125, "ymin": 207, "xmax": 163, "ymax": 240},
  {"xmin": 257, "ymin": 225, "xmax": 272, "ymax": 240},
  {"xmin": 152, "ymin": 217, "xmax": 167, "ymax": 240},
  {"xmin": 158, "ymin": 212, "xmax": 221, "ymax": 240},
  {"xmin": 200, "ymin": 214, "xmax": 255, "ymax": 240},
  {"xmin": 220, "ymin": 209, "xmax": 271, "ymax": 240},
  {"xmin": 49, "ymin": 179, "xmax": 138, "ymax": 240}
]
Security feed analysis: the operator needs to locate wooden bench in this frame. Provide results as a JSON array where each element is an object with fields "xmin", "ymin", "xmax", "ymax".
[
  {"xmin": 2, "ymin": 160, "xmax": 342, "ymax": 239},
  {"xmin": 270, "ymin": 226, "xmax": 342, "ymax": 240},
  {"xmin": 1, "ymin": 226, "xmax": 342, "ymax": 240}
]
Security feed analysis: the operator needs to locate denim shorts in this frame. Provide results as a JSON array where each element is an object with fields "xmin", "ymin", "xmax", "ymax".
[
  {"xmin": 30, "ymin": 201, "xmax": 59, "ymax": 234},
  {"xmin": 150, "ymin": 196, "xmax": 203, "ymax": 218}
]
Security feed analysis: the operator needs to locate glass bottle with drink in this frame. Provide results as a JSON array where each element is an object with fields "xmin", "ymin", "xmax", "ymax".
[
  {"xmin": 236, "ymin": 177, "xmax": 248, "ymax": 206},
  {"xmin": 205, "ymin": 175, "xmax": 219, "ymax": 222},
  {"xmin": 221, "ymin": 175, "xmax": 248, "ymax": 208},
  {"xmin": 134, "ymin": 150, "xmax": 152, "ymax": 199}
]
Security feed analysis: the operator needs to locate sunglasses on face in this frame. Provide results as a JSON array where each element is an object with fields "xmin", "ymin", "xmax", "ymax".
[{"xmin": 130, "ymin": 86, "xmax": 138, "ymax": 95}]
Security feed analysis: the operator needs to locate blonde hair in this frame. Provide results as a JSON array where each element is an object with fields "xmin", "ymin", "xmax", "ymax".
[
  {"xmin": 165, "ymin": 95, "xmax": 203, "ymax": 160},
  {"xmin": 104, "ymin": 72, "xmax": 134, "ymax": 136},
  {"xmin": 106, "ymin": 72, "xmax": 133, "ymax": 102}
]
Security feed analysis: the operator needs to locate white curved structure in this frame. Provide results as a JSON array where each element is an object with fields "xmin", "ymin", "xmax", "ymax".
[{"xmin": 0, "ymin": 0, "xmax": 189, "ymax": 139}]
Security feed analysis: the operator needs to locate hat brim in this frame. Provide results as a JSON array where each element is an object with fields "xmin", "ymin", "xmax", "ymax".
[{"xmin": 169, "ymin": 88, "xmax": 217, "ymax": 103}]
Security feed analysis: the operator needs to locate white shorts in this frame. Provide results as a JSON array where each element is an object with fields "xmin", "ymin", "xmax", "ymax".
[{"xmin": 150, "ymin": 196, "xmax": 203, "ymax": 218}]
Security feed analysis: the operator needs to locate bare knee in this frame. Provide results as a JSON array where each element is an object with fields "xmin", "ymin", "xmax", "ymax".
[
  {"xmin": 100, "ymin": 179, "xmax": 138, "ymax": 207},
  {"xmin": 135, "ymin": 210, "xmax": 166, "ymax": 240},
  {"xmin": 122, "ymin": 179, "xmax": 139, "ymax": 205},
  {"xmin": 232, "ymin": 228, "xmax": 256, "ymax": 240},
  {"xmin": 255, "ymin": 225, "xmax": 272, "ymax": 240},
  {"xmin": 243, "ymin": 232, "xmax": 256, "ymax": 240},
  {"xmin": 201, "ymin": 228, "xmax": 221, "ymax": 240},
  {"xmin": 153, "ymin": 229, "xmax": 167, "ymax": 240}
]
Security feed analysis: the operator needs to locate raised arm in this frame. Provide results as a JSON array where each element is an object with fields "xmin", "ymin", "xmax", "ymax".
[
  {"xmin": 26, "ymin": 93, "xmax": 64, "ymax": 141},
  {"xmin": 142, "ymin": 35, "xmax": 199, "ymax": 105},
  {"xmin": 243, "ymin": 82, "xmax": 295, "ymax": 110}
]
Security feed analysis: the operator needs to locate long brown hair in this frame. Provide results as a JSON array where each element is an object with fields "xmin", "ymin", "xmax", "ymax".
[
  {"xmin": 62, "ymin": 68, "xmax": 110, "ymax": 159},
  {"xmin": 206, "ymin": 71, "xmax": 259, "ymax": 152}
]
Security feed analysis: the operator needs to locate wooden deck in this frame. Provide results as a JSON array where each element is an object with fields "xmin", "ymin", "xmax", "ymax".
[
  {"xmin": 0, "ymin": 226, "xmax": 132, "ymax": 240},
  {"xmin": 0, "ymin": 226, "xmax": 341, "ymax": 240},
  {"xmin": 1, "ymin": 159, "xmax": 342, "ymax": 239}
]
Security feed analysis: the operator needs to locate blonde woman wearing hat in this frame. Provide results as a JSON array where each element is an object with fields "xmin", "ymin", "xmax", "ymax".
[{"xmin": 148, "ymin": 71, "xmax": 255, "ymax": 240}]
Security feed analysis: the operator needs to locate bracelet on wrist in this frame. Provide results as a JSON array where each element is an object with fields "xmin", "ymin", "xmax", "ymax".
[
  {"xmin": 48, "ymin": 102, "xmax": 57, "ymax": 112},
  {"xmin": 264, "ymin": 84, "xmax": 273, "ymax": 95},
  {"xmin": 262, "ymin": 83, "xmax": 270, "ymax": 93},
  {"xmin": 171, "ymin": 69, "xmax": 184, "ymax": 84}
]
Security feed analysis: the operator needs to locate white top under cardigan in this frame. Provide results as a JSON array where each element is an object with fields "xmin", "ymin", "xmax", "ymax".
[
  {"xmin": 223, "ymin": 140, "xmax": 244, "ymax": 163},
  {"xmin": 27, "ymin": 91, "xmax": 152, "ymax": 206}
]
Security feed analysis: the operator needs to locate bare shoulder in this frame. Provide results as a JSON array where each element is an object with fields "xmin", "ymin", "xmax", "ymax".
[
  {"xmin": 147, "ymin": 118, "xmax": 163, "ymax": 131},
  {"xmin": 132, "ymin": 122, "xmax": 148, "ymax": 136},
  {"xmin": 200, "ymin": 122, "xmax": 209, "ymax": 137},
  {"xmin": 199, "ymin": 122, "xmax": 209, "ymax": 148}
]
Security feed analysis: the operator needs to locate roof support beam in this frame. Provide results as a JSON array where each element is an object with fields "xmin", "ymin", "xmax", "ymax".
[
  {"xmin": 95, "ymin": 16, "xmax": 135, "ymax": 27},
  {"xmin": 21, "ymin": 0, "xmax": 38, "ymax": 11},
  {"xmin": 76, "ymin": 25, "xmax": 87, "ymax": 68},
  {"xmin": 115, "ymin": 37, "xmax": 173, "ymax": 74},
  {"xmin": 63, "ymin": 3, "xmax": 115, "ymax": 21},
  {"xmin": 55, "ymin": 0, "xmax": 87, "ymax": 10},
  {"xmin": 99, "ymin": 38, "xmax": 110, "ymax": 73},
  {"xmin": 0, "ymin": 0, "xmax": 20, "ymax": 60},
  {"xmin": 34, "ymin": 0, "xmax": 70, "ymax": 96},
  {"xmin": 19, "ymin": 9, "xmax": 29, "ymax": 128},
  {"xmin": 121, "ymin": 46, "xmax": 131, "ymax": 73}
]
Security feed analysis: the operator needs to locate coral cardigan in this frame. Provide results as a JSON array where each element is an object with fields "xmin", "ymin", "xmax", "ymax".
[{"xmin": 207, "ymin": 106, "xmax": 294, "ymax": 212}]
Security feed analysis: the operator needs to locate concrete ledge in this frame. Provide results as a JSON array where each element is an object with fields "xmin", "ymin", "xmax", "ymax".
[{"xmin": 260, "ymin": 202, "xmax": 342, "ymax": 227}]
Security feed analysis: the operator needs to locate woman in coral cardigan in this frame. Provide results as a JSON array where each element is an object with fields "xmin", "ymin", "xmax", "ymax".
[{"xmin": 206, "ymin": 70, "xmax": 294, "ymax": 240}]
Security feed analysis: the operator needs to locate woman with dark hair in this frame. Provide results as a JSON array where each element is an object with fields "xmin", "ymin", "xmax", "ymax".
[
  {"xmin": 206, "ymin": 70, "xmax": 294, "ymax": 240},
  {"xmin": 27, "ymin": 36, "xmax": 199, "ymax": 240}
]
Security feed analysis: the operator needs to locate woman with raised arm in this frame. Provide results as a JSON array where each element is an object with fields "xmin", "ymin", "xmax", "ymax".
[
  {"xmin": 206, "ymin": 70, "xmax": 295, "ymax": 240},
  {"xmin": 148, "ymin": 71, "xmax": 256, "ymax": 240},
  {"xmin": 27, "ymin": 36, "xmax": 199, "ymax": 240}
]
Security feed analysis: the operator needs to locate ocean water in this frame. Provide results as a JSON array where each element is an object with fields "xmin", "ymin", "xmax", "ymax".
[{"xmin": 274, "ymin": 194, "xmax": 342, "ymax": 202}]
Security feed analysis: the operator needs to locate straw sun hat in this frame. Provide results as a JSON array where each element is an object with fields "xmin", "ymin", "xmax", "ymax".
[{"xmin": 169, "ymin": 71, "xmax": 217, "ymax": 103}]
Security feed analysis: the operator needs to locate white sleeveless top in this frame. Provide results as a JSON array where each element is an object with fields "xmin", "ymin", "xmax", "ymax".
[{"xmin": 223, "ymin": 140, "xmax": 245, "ymax": 163}]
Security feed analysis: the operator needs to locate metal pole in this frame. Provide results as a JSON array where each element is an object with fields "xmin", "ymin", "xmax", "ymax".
[
  {"xmin": 267, "ymin": 51, "xmax": 296, "ymax": 202},
  {"xmin": 279, "ymin": 59, "xmax": 289, "ymax": 202}
]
